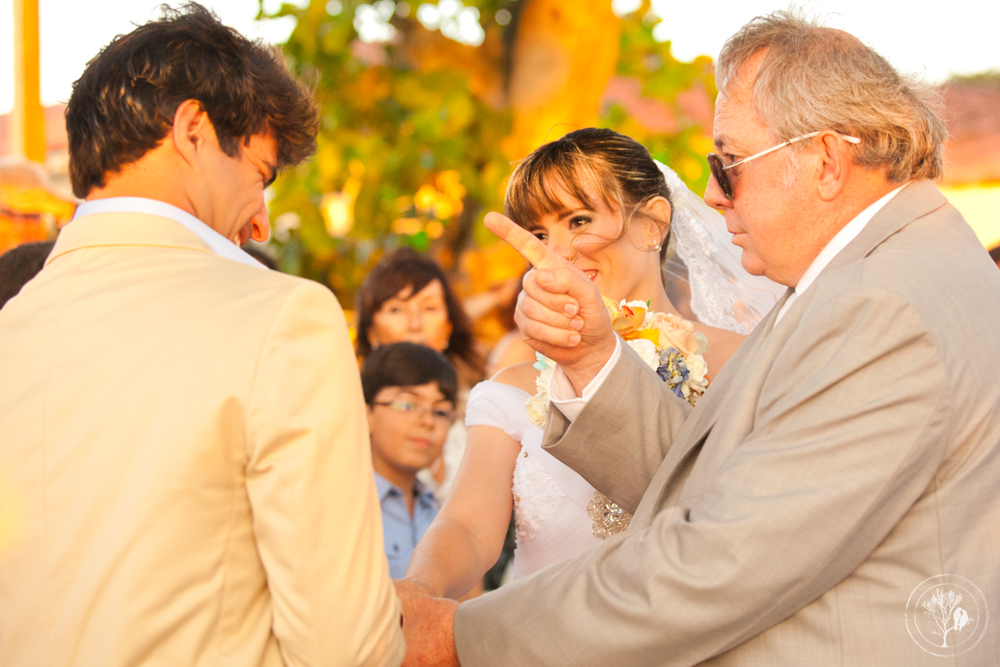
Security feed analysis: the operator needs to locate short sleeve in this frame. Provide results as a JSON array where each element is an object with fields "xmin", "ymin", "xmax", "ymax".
[{"xmin": 465, "ymin": 380, "xmax": 533, "ymax": 442}]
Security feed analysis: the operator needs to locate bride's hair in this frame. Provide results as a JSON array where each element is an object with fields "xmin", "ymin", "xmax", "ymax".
[{"xmin": 503, "ymin": 127, "xmax": 673, "ymax": 264}]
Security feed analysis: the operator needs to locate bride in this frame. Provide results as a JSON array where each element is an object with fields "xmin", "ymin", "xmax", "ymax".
[{"xmin": 404, "ymin": 128, "xmax": 782, "ymax": 597}]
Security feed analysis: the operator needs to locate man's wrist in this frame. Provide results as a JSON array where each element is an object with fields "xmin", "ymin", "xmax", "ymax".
[{"xmin": 562, "ymin": 335, "xmax": 618, "ymax": 396}]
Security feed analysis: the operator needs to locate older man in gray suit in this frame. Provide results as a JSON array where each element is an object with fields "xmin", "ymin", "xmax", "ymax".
[{"xmin": 397, "ymin": 11, "xmax": 1000, "ymax": 666}]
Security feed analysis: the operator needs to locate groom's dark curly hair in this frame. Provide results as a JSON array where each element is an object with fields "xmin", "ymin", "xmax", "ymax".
[{"xmin": 66, "ymin": 2, "xmax": 318, "ymax": 198}]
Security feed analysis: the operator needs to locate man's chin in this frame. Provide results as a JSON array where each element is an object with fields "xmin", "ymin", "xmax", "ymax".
[{"xmin": 739, "ymin": 252, "xmax": 767, "ymax": 277}]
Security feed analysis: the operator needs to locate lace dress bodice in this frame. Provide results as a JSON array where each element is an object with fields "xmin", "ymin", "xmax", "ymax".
[{"xmin": 465, "ymin": 381, "xmax": 602, "ymax": 580}]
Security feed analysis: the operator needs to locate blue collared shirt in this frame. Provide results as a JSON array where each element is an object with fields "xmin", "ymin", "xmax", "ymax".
[
  {"xmin": 73, "ymin": 197, "xmax": 264, "ymax": 269},
  {"xmin": 374, "ymin": 473, "xmax": 440, "ymax": 579}
]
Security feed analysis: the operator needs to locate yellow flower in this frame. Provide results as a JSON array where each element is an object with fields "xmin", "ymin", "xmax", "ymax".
[{"xmin": 610, "ymin": 299, "xmax": 648, "ymax": 339}]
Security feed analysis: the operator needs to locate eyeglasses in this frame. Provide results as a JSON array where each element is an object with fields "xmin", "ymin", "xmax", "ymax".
[
  {"xmin": 373, "ymin": 399, "xmax": 456, "ymax": 426},
  {"xmin": 707, "ymin": 131, "xmax": 861, "ymax": 199}
]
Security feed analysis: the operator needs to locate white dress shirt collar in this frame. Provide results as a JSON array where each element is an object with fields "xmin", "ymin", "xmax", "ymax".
[
  {"xmin": 774, "ymin": 183, "xmax": 908, "ymax": 324},
  {"xmin": 73, "ymin": 197, "xmax": 264, "ymax": 269}
]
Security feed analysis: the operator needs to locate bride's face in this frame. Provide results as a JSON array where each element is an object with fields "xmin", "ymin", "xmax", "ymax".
[{"xmin": 523, "ymin": 177, "xmax": 667, "ymax": 302}]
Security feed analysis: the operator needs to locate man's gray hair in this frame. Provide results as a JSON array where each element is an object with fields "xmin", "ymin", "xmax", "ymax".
[{"xmin": 716, "ymin": 10, "xmax": 946, "ymax": 183}]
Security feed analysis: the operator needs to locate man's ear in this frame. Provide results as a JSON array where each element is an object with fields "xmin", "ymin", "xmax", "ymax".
[
  {"xmin": 171, "ymin": 99, "xmax": 212, "ymax": 166},
  {"xmin": 642, "ymin": 196, "xmax": 672, "ymax": 248},
  {"xmin": 815, "ymin": 131, "xmax": 850, "ymax": 202}
]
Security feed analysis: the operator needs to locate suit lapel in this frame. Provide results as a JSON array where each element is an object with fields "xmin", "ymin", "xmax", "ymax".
[
  {"xmin": 667, "ymin": 288, "xmax": 791, "ymax": 461},
  {"xmin": 632, "ymin": 181, "xmax": 947, "ymax": 528},
  {"xmin": 664, "ymin": 180, "xmax": 945, "ymax": 483},
  {"xmin": 631, "ymin": 288, "xmax": 792, "ymax": 526}
]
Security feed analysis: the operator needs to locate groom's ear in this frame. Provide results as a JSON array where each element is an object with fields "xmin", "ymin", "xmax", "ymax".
[{"xmin": 171, "ymin": 99, "xmax": 212, "ymax": 167}]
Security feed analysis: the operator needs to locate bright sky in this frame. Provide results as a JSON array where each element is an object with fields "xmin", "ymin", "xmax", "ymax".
[{"xmin": 2, "ymin": 0, "xmax": 999, "ymax": 114}]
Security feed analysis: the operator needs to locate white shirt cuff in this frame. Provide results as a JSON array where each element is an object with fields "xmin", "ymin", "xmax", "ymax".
[{"xmin": 548, "ymin": 336, "xmax": 622, "ymax": 423}]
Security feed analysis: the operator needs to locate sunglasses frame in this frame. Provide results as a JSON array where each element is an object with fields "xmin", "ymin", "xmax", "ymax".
[{"xmin": 707, "ymin": 131, "xmax": 861, "ymax": 200}]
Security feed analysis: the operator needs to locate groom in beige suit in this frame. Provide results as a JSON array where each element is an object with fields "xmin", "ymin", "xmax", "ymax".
[
  {"xmin": 0, "ymin": 5, "xmax": 403, "ymax": 666},
  {"xmin": 398, "ymin": 11, "xmax": 1000, "ymax": 666}
]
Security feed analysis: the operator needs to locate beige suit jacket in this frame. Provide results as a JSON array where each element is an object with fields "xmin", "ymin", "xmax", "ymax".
[
  {"xmin": 0, "ymin": 212, "xmax": 404, "ymax": 666},
  {"xmin": 454, "ymin": 181, "xmax": 1000, "ymax": 665}
]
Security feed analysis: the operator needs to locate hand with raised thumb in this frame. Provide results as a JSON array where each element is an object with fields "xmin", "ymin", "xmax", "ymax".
[{"xmin": 484, "ymin": 212, "xmax": 616, "ymax": 394}]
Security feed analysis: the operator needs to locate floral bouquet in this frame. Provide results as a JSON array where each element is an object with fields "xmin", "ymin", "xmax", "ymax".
[
  {"xmin": 525, "ymin": 297, "xmax": 709, "ymax": 428},
  {"xmin": 605, "ymin": 297, "xmax": 709, "ymax": 405}
]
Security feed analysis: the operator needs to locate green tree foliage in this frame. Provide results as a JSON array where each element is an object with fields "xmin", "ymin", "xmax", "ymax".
[
  {"xmin": 264, "ymin": 0, "xmax": 719, "ymax": 308},
  {"xmin": 264, "ymin": 0, "xmax": 514, "ymax": 303},
  {"xmin": 601, "ymin": 6, "xmax": 718, "ymax": 194}
]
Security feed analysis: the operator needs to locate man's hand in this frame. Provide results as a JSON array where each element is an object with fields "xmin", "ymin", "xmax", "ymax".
[
  {"xmin": 485, "ymin": 212, "xmax": 616, "ymax": 394},
  {"xmin": 395, "ymin": 579, "xmax": 460, "ymax": 667}
]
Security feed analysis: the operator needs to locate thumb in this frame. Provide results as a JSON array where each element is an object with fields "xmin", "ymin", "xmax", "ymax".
[{"xmin": 484, "ymin": 211, "xmax": 567, "ymax": 270}]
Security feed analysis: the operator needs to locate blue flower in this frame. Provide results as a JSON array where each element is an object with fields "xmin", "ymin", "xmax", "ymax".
[{"xmin": 655, "ymin": 347, "xmax": 691, "ymax": 398}]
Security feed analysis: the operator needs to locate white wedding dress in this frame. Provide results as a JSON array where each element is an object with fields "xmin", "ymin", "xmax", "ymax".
[
  {"xmin": 465, "ymin": 380, "xmax": 602, "ymax": 580},
  {"xmin": 463, "ymin": 162, "xmax": 785, "ymax": 578}
]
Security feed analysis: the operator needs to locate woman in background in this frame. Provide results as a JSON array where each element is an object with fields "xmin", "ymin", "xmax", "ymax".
[{"xmin": 356, "ymin": 247, "xmax": 484, "ymax": 499}]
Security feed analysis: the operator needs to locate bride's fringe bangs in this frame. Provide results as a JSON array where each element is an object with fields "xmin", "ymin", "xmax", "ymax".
[
  {"xmin": 501, "ymin": 128, "xmax": 673, "ymax": 262},
  {"xmin": 503, "ymin": 141, "xmax": 622, "ymax": 231}
]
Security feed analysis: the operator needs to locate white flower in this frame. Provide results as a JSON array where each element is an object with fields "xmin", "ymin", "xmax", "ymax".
[
  {"xmin": 525, "ymin": 395, "xmax": 549, "ymax": 427},
  {"xmin": 693, "ymin": 330, "xmax": 710, "ymax": 355},
  {"xmin": 524, "ymin": 355, "xmax": 555, "ymax": 427},
  {"xmin": 621, "ymin": 299, "xmax": 648, "ymax": 311},
  {"xmin": 626, "ymin": 338, "xmax": 659, "ymax": 370},
  {"xmin": 535, "ymin": 364, "xmax": 553, "ymax": 395},
  {"xmin": 685, "ymin": 353, "xmax": 708, "ymax": 386}
]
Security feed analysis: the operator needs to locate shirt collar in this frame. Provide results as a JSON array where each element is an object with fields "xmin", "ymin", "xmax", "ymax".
[
  {"xmin": 373, "ymin": 472, "xmax": 434, "ymax": 504},
  {"xmin": 73, "ymin": 197, "xmax": 264, "ymax": 270}
]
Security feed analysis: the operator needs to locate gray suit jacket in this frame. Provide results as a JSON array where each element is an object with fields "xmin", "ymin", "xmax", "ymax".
[{"xmin": 454, "ymin": 181, "xmax": 1000, "ymax": 665}]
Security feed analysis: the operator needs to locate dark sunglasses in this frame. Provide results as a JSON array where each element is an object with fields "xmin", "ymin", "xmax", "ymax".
[{"xmin": 707, "ymin": 131, "xmax": 861, "ymax": 200}]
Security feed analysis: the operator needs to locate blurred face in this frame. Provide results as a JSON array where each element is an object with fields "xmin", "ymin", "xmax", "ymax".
[
  {"xmin": 367, "ymin": 382, "xmax": 453, "ymax": 480},
  {"xmin": 203, "ymin": 130, "xmax": 276, "ymax": 246},
  {"xmin": 703, "ymin": 65, "xmax": 819, "ymax": 287},
  {"xmin": 524, "ymin": 177, "xmax": 667, "ymax": 303},
  {"xmin": 368, "ymin": 280, "xmax": 453, "ymax": 352}
]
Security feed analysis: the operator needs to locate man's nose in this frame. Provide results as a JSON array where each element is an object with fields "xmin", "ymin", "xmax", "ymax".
[{"xmin": 704, "ymin": 172, "xmax": 732, "ymax": 211}]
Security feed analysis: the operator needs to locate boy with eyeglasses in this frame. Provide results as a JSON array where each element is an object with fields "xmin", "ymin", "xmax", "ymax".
[{"xmin": 361, "ymin": 342, "xmax": 458, "ymax": 578}]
